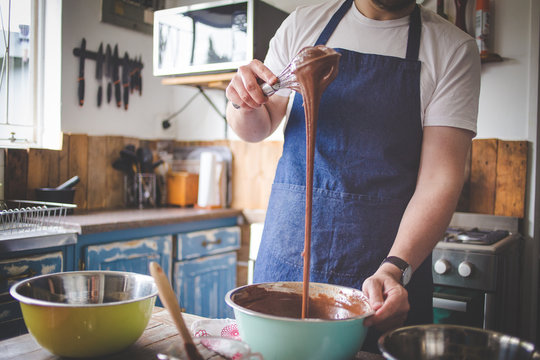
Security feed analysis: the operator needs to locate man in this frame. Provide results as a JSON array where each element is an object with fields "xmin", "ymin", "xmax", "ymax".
[{"xmin": 226, "ymin": 0, "xmax": 480, "ymax": 351}]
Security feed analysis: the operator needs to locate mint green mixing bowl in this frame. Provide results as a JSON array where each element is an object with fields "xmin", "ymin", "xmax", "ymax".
[{"xmin": 225, "ymin": 282, "xmax": 374, "ymax": 360}]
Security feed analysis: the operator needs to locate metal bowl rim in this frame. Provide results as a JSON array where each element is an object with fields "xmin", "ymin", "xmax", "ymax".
[
  {"xmin": 377, "ymin": 324, "xmax": 539, "ymax": 360},
  {"xmin": 9, "ymin": 270, "xmax": 158, "ymax": 308},
  {"xmin": 225, "ymin": 281, "xmax": 374, "ymax": 323}
]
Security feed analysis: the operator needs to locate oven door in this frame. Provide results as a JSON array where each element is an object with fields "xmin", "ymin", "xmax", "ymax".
[{"xmin": 433, "ymin": 286, "xmax": 487, "ymax": 328}]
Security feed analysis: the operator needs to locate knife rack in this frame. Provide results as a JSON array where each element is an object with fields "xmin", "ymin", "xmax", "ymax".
[
  {"xmin": 72, "ymin": 39, "xmax": 144, "ymax": 109},
  {"xmin": 72, "ymin": 47, "xmax": 143, "ymax": 69}
]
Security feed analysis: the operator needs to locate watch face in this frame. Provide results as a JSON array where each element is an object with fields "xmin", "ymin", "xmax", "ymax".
[{"xmin": 402, "ymin": 266, "xmax": 412, "ymax": 286}]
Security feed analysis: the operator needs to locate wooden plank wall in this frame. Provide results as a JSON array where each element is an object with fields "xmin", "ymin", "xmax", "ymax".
[
  {"xmin": 3, "ymin": 137, "xmax": 528, "ymax": 219},
  {"xmin": 469, "ymin": 139, "xmax": 528, "ymax": 218},
  {"xmin": 4, "ymin": 134, "xmax": 150, "ymax": 210}
]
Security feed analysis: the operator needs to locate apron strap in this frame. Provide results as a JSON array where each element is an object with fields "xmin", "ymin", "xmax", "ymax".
[
  {"xmin": 406, "ymin": 5, "xmax": 422, "ymax": 61},
  {"xmin": 315, "ymin": 1, "xmax": 422, "ymax": 62},
  {"xmin": 315, "ymin": 0, "xmax": 354, "ymax": 46}
]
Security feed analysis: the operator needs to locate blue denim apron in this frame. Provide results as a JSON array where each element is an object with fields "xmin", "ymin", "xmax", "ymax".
[{"xmin": 254, "ymin": 0, "xmax": 433, "ymax": 351}]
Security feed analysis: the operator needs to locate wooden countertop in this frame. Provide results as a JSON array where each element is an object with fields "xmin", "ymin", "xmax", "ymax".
[
  {"xmin": 65, "ymin": 208, "xmax": 243, "ymax": 235},
  {"xmin": 0, "ymin": 307, "xmax": 385, "ymax": 360}
]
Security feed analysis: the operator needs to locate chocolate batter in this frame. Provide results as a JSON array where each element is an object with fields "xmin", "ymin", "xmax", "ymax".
[
  {"xmin": 288, "ymin": 45, "xmax": 341, "ymax": 318},
  {"xmin": 233, "ymin": 285, "xmax": 369, "ymax": 320}
]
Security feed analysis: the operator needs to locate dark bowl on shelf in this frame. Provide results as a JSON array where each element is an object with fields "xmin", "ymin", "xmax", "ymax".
[{"xmin": 35, "ymin": 188, "xmax": 75, "ymax": 204}]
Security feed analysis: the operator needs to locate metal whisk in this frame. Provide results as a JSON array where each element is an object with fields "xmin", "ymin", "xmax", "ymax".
[
  {"xmin": 259, "ymin": 61, "xmax": 300, "ymax": 97},
  {"xmin": 231, "ymin": 59, "xmax": 300, "ymax": 109}
]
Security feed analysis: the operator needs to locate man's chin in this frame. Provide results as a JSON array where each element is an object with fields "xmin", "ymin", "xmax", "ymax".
[{"xmin": 371, "ymin": 0, "xmax": 416, "ymax": 12}]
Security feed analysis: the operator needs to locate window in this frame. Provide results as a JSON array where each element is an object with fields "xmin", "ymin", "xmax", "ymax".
[{"xmin": 0, "ymin": 0, "xmax": 62, "ymax": 149}]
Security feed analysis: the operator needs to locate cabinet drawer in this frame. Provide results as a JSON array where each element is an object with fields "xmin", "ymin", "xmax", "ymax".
[
  {"xmin": 0, "ymin": 251, "xmax": 64, "ymax": 296},
  {"xmin": 84, "ymin": 236, "xmax": 173, "ymax": 279},
  {"xmin": 176, "ymin": 226, "xmax": 240, "ymax": 260}
]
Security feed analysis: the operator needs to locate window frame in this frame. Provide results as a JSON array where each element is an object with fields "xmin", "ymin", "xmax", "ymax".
[{"xmin": 0, "ymin": 0, "xmax": 62, "ymax": 150}]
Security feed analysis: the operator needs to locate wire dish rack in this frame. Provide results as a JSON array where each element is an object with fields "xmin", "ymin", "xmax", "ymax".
[{"xmin": 0, "ymin": 200, "xmax": 77, "ymax": 236}]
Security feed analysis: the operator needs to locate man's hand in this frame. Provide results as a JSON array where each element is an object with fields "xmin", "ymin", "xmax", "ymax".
[
  {"xmin": 362, "ymin": 266, "xmax": 410, "ymax": 332},
  {"xmin": 226, "ymin": 59, "xmax": 278, "ymax": 110}
]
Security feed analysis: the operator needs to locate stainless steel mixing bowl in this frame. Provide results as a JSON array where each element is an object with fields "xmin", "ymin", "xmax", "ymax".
[
  {"xmin": 10, "ymin": 270, "xmax": 158, "ymax": 358},
  {"xmin": 378, "ymin": 324, "xmax": 540, "ymax": 360}
]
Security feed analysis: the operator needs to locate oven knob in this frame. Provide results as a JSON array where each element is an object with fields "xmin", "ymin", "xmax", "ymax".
[
  {"xmin": 434, "ymin": 259, "xmax": 451, "ymax": 274},
  {"xmin": 458, "ymin": 261, "xmax": 473, "ymax": 277}
]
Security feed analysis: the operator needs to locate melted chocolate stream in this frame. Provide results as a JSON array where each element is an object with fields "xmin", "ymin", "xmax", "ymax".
[{"xmin": 287, "ymin": 46, "xmax": 340, "ymax": 318}]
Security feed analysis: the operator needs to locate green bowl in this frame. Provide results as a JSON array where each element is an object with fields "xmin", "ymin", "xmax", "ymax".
[
  {"xmin": 225, "ymin": 282, "xmax": 374, "ymax": 360},
  {"xmin": 10, "ymin": 271, "xmax": 157, "ymax": 358}
]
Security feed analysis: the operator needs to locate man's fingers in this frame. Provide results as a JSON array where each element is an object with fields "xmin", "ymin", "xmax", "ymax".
[
  {"xmin": 227, "ymin": 60, "xmax": 275, "ymax": 109},
  {"xmin": 362, "ymin": 277, "xmax": 384, "ymax": 310},
  {"xmin": 249, "ymin": 59, "xmax": 278, "ymax": 85}
]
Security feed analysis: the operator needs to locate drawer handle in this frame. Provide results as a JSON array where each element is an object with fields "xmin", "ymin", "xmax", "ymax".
[
  {"xmin": 0, "ymin": 268, "xmax": 37, "ymax": 283},
  {"xmin": 201, "ymin": 238, "xmax": 222, "ymax": 247}
]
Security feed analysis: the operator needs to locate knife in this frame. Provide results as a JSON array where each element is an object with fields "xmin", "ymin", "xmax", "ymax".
[
  {"xmin": 138, "ymin": 56, "xmax": 143, "ymax": 96},
  {"xmin": 78, "ymin": 38, "xmax": 86, "ymax": 106},
  {"xmin": 113, "ymin": 45, "xmax": 121, "ymax": 108},
  {"xmin": 437, "ymin": 0, "xmax": 448, "ymax": 19},
  {"xmin": 105, "ymin": 44, "xmax": 112, "ymax": 104},
  {"xmin": 96, "ymin": 42, "xmax": 104, "ymax": 107},
  {"xmin": 122, "ymin": 52, "xmax": 130, "ymax": 110}
]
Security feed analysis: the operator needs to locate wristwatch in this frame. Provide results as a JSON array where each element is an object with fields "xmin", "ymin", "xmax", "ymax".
[{"xmin": 380, "ymin": 256, "xmax": 412, "ymax": 286}]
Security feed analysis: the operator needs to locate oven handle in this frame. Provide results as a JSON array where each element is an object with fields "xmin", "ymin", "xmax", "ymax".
[{"xmin": 433, "ymin": 297, "xmax": 467, "ymax": 312}]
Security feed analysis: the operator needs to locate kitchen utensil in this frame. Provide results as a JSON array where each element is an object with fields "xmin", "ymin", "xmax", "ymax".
[
  {"xmin": 105, "ymin": 44, "xmax": 112, "ymax": 103},
  {"xmin": 77, "ymin": 38, "xmax": 86, "ymax": 106},
  {"xmin": 149, "ymin": 262, "xmax": 204, "ymax": 360},
  {"xmin": 9, "ymin": 271, "xmax": 157, "ymax": 358},
  {"xmin": 225, "ymin": 282, "xmax": 374, "ymax": 360},
  {"xmin": 113, "ymin": 44, "xmax": 121, "ymax": 107},
  {"xmin": 157, "ymin": 337, "xmax": 263, "ymax": 360},
  {"xmin": 122, "ymin": 52, "xmax": 130, "ymax": 110},
  {"xmin": 231, "ymin": 45, "xmax": 341, "ymax": 109},
  {"xmin": 454, "ymin": 0, "xmax": 468, "ymax": 32},
  {"xmin": 96, "ymin": 42, "xmax": 104, "ymax": 107},
  {"xmin": 378, "ymin": 324, "xmax": 540, "ymax": 360},
  {"xmin": 137, "ymin": 146, "xmax": 154, "ymax": 173},
  {"xmin": 231, "ymin": 60, "xmax": 299, "ymax": 109},
  {"xmin": 437, "ymin": 0, "xmax": 448, "ymax": 19},
  {"xmin": 35, "ymin": 188, "xmax": 76, "ymax": 204},
  {"xmin": 56, "ymin": 175, "xmax": 80, "ymax": 190},
  {"xmin": 113, "ymin": 158, "xmax": 135, "ymax": 176}
]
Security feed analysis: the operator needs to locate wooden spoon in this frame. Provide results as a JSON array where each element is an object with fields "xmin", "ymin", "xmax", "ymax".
[{"xmin": 149, "ymin": 262, "xmax": 204, "ymax": 360}]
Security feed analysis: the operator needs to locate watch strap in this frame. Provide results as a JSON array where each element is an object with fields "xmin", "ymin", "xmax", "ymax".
[{"xmin": 380, "ymin": 256, "xmax": 411, "ymax": 286}]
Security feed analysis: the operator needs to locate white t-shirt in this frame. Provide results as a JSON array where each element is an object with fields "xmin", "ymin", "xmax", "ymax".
[{"xmin": 264, "ymin": 1, "xmax": 481, "ymax": 133}]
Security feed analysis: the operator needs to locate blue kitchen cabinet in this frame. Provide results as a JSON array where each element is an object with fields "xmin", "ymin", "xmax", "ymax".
[
  {"xmin": 174, "ymin": 226, "xmax": 240, "ymax": 318},
  {"xmin": 83, "ymin": 235, "xmax": 173, "ymax": 278},
  {"xmin": 0, "ymin": 244, "xmax": 75, "ymax": 340}
]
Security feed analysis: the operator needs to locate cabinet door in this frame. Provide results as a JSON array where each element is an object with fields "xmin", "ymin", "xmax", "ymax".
[
  {"xmin": 0, "ymin": 251, "xmax": 63, "ymax": 339},
  {"xmin": 84, "ymin": 236, "xmax": 172, "ymax": 278},
  {"xmin": 177, "ymin": 226, "xmax": 240, "ymax": 260},
  {"xmin": 174, "ymin": 252, "xmax": 236, "ymax": 319}
]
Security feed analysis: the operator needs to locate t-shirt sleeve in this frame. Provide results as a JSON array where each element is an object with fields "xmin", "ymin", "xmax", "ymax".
[
  {"xmin": 263, "ymin": 10, "xmax": 298, "ymax": 97},
  {"xmin": 423, "ymin": 38, "xmax": 481, "ymax": 134}
]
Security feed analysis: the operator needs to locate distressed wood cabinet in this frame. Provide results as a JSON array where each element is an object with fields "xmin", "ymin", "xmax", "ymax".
[
  {"xmin": 76, "ymin": 216, "xmax": 240, "ymax": 318},
  {"xmin": 83, "ymin": 235, "xmax": 173, "ymax": 278},
  {"xmin": 0, "ymin": 243, "xmax": 76, "ymax": 340},
  {"xmin": 174, "ymin": 226, "xmax": 240, "ymax": 318}
]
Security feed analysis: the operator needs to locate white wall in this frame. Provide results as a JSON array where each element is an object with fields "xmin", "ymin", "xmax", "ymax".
[{"xmin": 61, "ymin": 0, "xmax": 178, "ymax": 139}]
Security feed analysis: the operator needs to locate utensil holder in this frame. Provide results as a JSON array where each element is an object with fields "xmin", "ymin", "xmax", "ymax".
[{"xmin": 125, "ymin": 173, "xmax": 156, "ymax": 209}]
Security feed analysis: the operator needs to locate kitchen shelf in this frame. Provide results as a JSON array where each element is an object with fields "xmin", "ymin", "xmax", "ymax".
[
  {"xmin": 481, "ymin": 53, "xmax": 503, "ymax": 64},
  {"xmin": 160, "ymin": 72, "xmax": 236, "ymax": 90}
]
